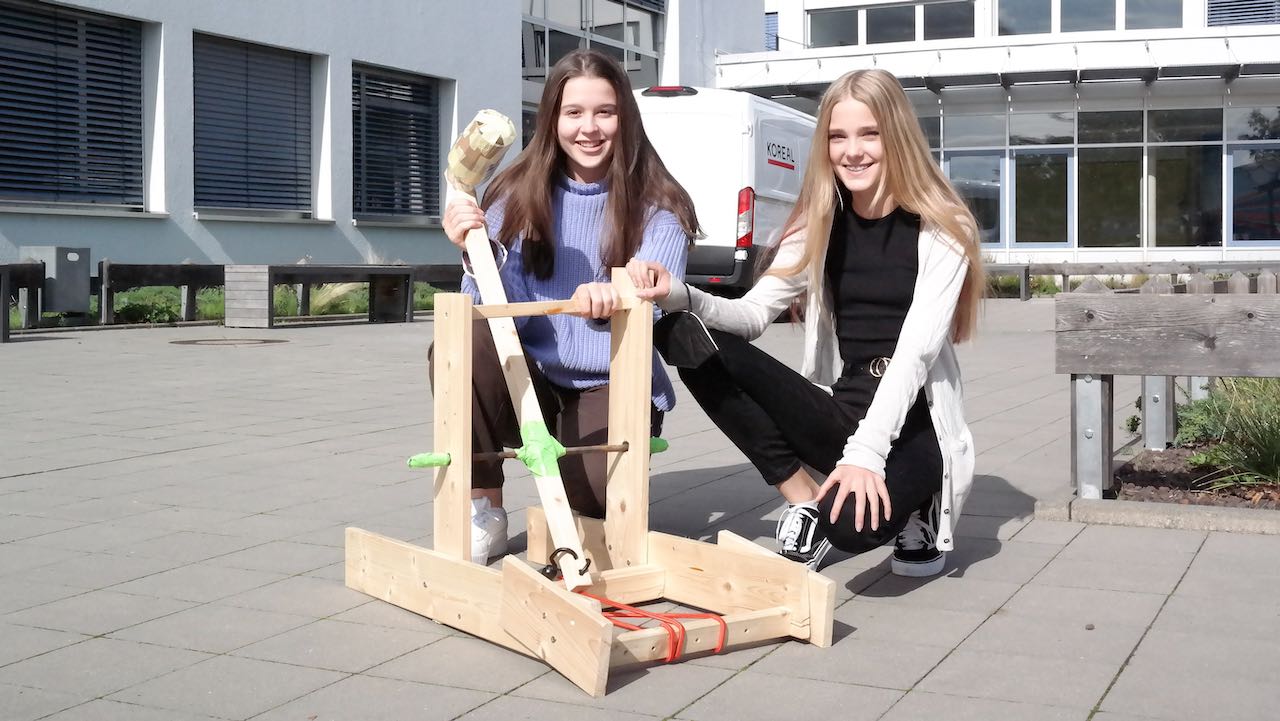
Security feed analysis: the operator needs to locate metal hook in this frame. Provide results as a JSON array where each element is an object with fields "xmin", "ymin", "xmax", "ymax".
[{"xmin": 538, "ymin": 546, "xmax": 591, "ymax": 581}]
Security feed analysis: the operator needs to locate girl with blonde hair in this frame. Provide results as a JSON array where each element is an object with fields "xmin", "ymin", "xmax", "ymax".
[{"xmin": 628, "ymin": 69, "xmax": 983, "ymax": 574}]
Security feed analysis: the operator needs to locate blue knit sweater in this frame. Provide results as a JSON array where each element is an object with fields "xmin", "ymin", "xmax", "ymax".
[{"xmin": 462, "ymin": 175, "xmax": 690, "ymax": 411}]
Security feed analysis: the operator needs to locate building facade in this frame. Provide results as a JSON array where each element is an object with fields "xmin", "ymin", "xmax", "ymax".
[
  {"xmin": 736, "ymin": 0, "xmax": 1280, "ymax": 263},
  {"xmin": 0, "ymin": 0, "xmax": 759, "ymax": 266}
]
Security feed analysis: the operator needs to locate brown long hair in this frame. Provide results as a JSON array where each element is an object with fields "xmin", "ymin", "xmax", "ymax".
[
  {"xmin": 481, "ymin": 49, "xmax": 698, "ymax": 279},
  {"xmin": 774, "ymin": 69, "xmax": 985, "ymax": 343}
]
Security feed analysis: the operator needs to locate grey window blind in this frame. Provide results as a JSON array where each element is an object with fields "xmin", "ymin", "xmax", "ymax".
[
  {"xmin": 1207, "ymin": 0, "xmax": 1280, "ymax": 24},
  {"xmin": 765, "ymin": 13, "xmax": 778, "ymax": 50},
  {"xmin": 0, "ymin": 0, "xmax": 143, "ymax": 206},
  {"xmin": 193, "ymin": 34, "xmax": 311, "ymax": 212},
  {"xmin": 352, "ymin": 64, "xmax": 440, "ymax": 218}
]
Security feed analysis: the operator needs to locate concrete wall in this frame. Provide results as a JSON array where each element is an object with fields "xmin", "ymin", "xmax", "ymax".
[{"xmin": 0, "ymin": 0, "xmax": 521, "ymax": 267}]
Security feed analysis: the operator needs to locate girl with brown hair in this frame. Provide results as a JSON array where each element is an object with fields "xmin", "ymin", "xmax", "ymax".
[
  {"xmin": 627, "ymin": 69, "xmax": 983, "ymax": 574},
  {"xmin": 438, "ymin": 49, "xmax": 697, "ymax": 564}
]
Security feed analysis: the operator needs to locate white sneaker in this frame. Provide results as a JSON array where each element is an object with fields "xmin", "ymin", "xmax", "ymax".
[{"xmin": 470, "ymin": 497, "xmax": 508, "ymax": 565}]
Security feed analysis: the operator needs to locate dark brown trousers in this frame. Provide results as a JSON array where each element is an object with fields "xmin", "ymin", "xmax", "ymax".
[{"xmin": 429, "ymin": 319, "xmax": 662, "ymax": 519}]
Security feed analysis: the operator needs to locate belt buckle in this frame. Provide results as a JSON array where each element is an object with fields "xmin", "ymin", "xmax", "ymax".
[{"xmin": 869, "ymin": 356, "xmax": 891, "ymax": 378}]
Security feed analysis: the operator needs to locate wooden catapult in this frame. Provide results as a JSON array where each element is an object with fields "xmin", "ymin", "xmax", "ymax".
[{"xmin": 343, "ymin": 110, "xmax": 834, "ymax": 697}]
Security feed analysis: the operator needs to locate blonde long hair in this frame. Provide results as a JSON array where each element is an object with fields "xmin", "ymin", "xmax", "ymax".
[{"xmin": 775, "ymin": 69, "xmax": 984, "ymax": 343}]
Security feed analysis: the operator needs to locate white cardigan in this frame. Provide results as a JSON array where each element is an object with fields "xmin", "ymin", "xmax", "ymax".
[{"xmin": 658, "ymin": 226, "xmax": 975, "ymax": 551}]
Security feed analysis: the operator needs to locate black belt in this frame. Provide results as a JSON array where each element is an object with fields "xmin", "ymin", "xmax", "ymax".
[{"xmin": 850, "ymin": 356, "xmax": 892, "ymax": 378}]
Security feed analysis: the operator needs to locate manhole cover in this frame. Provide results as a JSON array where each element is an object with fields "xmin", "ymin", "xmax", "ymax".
[{"xmin": 170, "ymin": 338, "xmax": 289, "ymax": 346}]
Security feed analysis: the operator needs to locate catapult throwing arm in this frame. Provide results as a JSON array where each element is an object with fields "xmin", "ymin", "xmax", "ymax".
[{"xmin": 444, "ymin": 109, "xmax": 517, "ymax": 197}]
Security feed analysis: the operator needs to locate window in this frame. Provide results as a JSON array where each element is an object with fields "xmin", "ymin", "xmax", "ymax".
[
  {"xmin": 948, "ymin": 153, "xmax": 1003, "ymax": 244},
  {"xmin": 1079, "ymin": 148, "xmax": 1142, "ymax": 247},
  {"xmin": 924, "ymin": 1, "xmax": 975, "ymax": 39},
  {"xmin": 1208, "ymin": 0, "xmax": 1280, "ymax": 26},
  {"xmin": 765, "ymin": 12, "xmax": 778, "ymax": 50},
  {"xmin": 1062, "ymin": 0, "xmax": 1116, "ymax": 30},
  {"xmin": 1148, "ymin": 109, "xmax": 1222, "ymax": 143},
  {"xmin": 0, "ymin": 0, "xmax": 143, "ymax": 207},
  {"xmin": 1079, "ymin": 111, "xmax": 1142, "ymax": 143},
  {"xmin": 1126, "ymin": 0, "xmax": 1182, "ymax": 28},
  {"xmin": 1009, "ymin": 112, "xmax": 1075, "ymax": 145},
  {"xmin": 1231, "ymin": 147, "xmax": 1280, "ymax": 240},
  {"xmin": 809, "ymin": 8, "xmax": 859, "ymax": 47},
  {"xmin": 867, "ymin": 5, "xmax": 915, "ymax": 44},
  {"xmin": 999, "ymin": 0, "xmax": 1052, "ymax": 34},
  {"xmin": 522, "ymin": 22, "xmax": 548, "ymax": 80},
  {"xmin": 1152, "ymin": 146, "xmax": 1222, "ymax": 246},
  {"xmin": 1014, "ymin": 151, "xmax": 1070, "ymax": 243},
  {"xmin": 352, "ymin": 65, "xmax": 440, "ymax": 219},
  {"xmin": 193, "ymin": 35, "xmax": 311, "ymax": 213},
  {"xmin": 944, "ymin": 114, "xmax": 1005, "ymax": 147}
]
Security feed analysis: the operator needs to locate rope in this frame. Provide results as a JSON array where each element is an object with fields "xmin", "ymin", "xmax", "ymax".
[{"xmin": 575, "ymin": 590, "xmax": 727, "ymax": 663}]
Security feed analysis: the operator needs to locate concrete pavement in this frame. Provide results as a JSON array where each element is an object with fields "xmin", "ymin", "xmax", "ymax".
[{"xmin": 1, "ymin": 298, "xmax": 1276, "ymax": 720}]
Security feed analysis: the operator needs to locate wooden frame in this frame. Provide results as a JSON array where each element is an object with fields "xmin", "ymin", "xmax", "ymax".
[{"xmin": 345, "ymin": 270, "xmax": 834, "ymax": 696}]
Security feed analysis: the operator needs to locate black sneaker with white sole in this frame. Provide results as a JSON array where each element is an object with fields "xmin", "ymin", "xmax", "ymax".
[
  {"xmin": 776, "ymin": 503, "xmax": 833, "ymax": 571},
  {"xmin": 891, "ymin": 495, "xmax": 946, "ymax": 577}
]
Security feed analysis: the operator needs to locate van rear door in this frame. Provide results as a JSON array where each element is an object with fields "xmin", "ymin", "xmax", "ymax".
[{"xmin": 637, "ymin": 109, "xmax": 745, "ymax": 281}]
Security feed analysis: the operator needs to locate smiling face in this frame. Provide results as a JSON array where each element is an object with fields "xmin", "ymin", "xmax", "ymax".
[
  {"xmin": 828, "ymin": 97, "xmax": 892, "ymax": 217},
  {"xmin": 556, "ymin": 76, "xmax": 619, "ymax": 184}
]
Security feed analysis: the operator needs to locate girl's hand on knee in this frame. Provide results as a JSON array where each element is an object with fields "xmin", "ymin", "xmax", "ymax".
[
  {"xmin": 570, "ymin": 282, "xmax": 620, "ymax": 319},
  {"xmin": 626, "ymin": 259, "xmax": 672, "ymax": 301},
  {"xmin": 817, "ymin": 465, "xmax": 891, "ymax": 532}
]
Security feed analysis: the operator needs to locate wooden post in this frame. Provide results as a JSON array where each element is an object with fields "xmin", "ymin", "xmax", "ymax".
[
  {"xmin": 1227, "ymin": 271, "xmax": 1251, "ymax": 295},
  {"xmin": 1019, "ymin": 266, "xmax": 1031, "ymax": 301},
  {"xmin": 432, "ymin": 293, "xmax": 473, "ymax": 561},
  {"xmin": 1258, "ymin": 270, "xmax": 1277, "ymax": 295},
  {"xmin": 1187, "ymin": 272, "xmax": 1215, "ymax": 402},
  {"xmin": 605, "ymin": 268, "xmax": 652, "ymax": 569},
  {"xmin": 1139, "ymin": 276, "xmax": 1175, "ymax": 449},
  {"xmin": 17, "ymin": 286, "xmax": 39, "ymax": 328}
]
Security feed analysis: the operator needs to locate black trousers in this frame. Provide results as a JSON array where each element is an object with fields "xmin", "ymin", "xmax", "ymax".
[{"xmin": 664, "ymin": 328, "xmax": 942, "ymax": 553}]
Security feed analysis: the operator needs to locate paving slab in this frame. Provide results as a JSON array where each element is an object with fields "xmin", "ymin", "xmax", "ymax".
[{"xmin": 677, "ymin": 670, "xmax": 901, "ymax": 721}]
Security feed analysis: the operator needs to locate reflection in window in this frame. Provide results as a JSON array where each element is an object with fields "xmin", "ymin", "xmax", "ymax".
[
  {"xmin": 592, "ymin": 0, "xmax": 627, "ymax": 41},
  {"xmin": 1126, "ymin": 0, "xmax": 1182, "ymax": 29},
  {"xmin": 999, "ymin": 0, "xmax": 1052, "ymax": 35},
  {"xmin": 1079, "ymin": 148, "xmax": 1141, "ymax": 247},
  {"xmin": 867, "ymin": 5, "xmax": 915, "ymax": 44},
  {"xmin": 627, "ymin": 51, "xmax": 659, "ymax": 88},
  {"xmin": 1079, "ymin": 110, "xmax": 1143, "ymax": 143},
  {"xmin": 1010, "ymin": 112, "xmax": 1075, "ymax": 145},
  {"xmin": 629, "ymin": 2, "xmax": 660, "ymax": 52},
  {"xmin": 545, "ymin": 0, "xmax": 582, "ymax": 28},
  {"xmin": 1152, "ymin": 146, "xmax": 1223, "ymax": 247},
  {"xmin": 945, "ymin": 114, "xmax": 1005, "ymax": 147},
  {"xmin": 1226, "ymin": 107, "xmax": 1280, "ymax": 141},
  {"xmin": 809, "ymin": 8, "xmax": 859, "ymax": 47},
  {"xmin": 1231, "ymin": 148, "xmax": 1280, "ymax": 240},
  {"xmin": 549, "ymin": 29, "xmax": 584, "ymax": 66},
  {"xmin": 948, "ymin": 154, "xmax": 1002, "ymax": 244},
  {"xmin": 1148, "ymin": 109, "xmax": 1223, "ymax": 143},
  {"xmin": 1062, "ymin": 0, "xmax": 1116, "ymax": 31},
  {"xmin": 522, "ymin": 23, "xmax": 547, "ymax": 80},
  {"xmin": 522, "ymin": 107, "xmax": 538, "ymax": 148},
  {"xmin": 1014, "ymin": 152, "xmax": 1069, "ymax": 243},
  {"xmin": 918, "ymin": 116, "xmax": 941, "ymax": 148},
  {"xmin": 925, "ymin": 1, "xmax": 975, "ymax": 39}
]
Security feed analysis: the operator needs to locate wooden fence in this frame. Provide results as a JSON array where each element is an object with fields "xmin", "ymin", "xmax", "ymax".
[{"xmin": 1055, "ymin": 269, "xmax": 1280, "ymax": 499}]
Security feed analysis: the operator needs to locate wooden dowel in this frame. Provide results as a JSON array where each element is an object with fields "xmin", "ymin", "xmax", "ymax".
[{"xmin": 475, "ymin": 441, "xmax": 629, "ymax": 462}]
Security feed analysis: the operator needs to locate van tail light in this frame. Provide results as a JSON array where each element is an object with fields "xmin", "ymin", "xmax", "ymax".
[{"xmin": 736, "ymin": 187, "xmax": 755, "ymax": 249}]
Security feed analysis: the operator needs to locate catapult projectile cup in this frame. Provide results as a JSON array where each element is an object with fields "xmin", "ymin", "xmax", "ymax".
[{"xmin": 445, "ymin": 109, "xmax": 517, "ymax": 194}]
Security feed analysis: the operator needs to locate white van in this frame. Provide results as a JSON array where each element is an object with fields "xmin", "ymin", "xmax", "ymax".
[{"xmin": 635, "ymin": 86, "xmax": 815, "ymax": 294}]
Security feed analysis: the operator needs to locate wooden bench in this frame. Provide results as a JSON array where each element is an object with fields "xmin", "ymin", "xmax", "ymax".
[
  {"xmin": 224, "ymin": 264, "xmax": 434, "ymax": 329},
  {"xmin": 98, "ymin": 261, "xmax": 226, "ymax": 325},
  {"xmin": 1, "ymin": 262, "xmax": 45, "ymax": 342},
  {"xmin": 1055, "ymin": 269, "xmax": 1280, "ymax": 500},
  {"xmin": 986, "ymin": 263, "xmax": 1032, "ymax": 301}
]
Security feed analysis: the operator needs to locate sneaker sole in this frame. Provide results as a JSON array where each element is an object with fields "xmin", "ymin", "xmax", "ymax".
[{"xmin": 890, "ymin": 552, "xmax": 946, "ymax": 577}]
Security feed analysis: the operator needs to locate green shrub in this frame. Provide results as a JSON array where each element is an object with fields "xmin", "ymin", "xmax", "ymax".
[
  {"xmin": 985, "ymin": 274, "xmax": 1060, "ymax": 298},
  {"xmin": 114, "ymin": 286, "xmax": 181, "ymax": 324},
  {"xmin": 1177, "ymin": 378, "xmax": 1280, "ymax": 488},
  {"xmin": 413, "ymin": 282, "xmax": 439, "ymax": 311}
]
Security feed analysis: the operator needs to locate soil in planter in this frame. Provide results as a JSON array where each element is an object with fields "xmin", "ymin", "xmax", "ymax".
[{"xmin": 1113, "ymin": 447, "xmax": 1280, "ymax": 510}]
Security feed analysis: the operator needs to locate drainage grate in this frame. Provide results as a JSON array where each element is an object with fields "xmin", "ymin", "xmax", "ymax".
[{"xmin": 169, "ymin": 338, "xmax": 289, "ymax": 346}]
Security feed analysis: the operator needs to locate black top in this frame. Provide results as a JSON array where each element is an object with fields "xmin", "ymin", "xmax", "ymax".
[{"xmin": 825, "ymin": 194, "xmax": 922, "ymax": 412}]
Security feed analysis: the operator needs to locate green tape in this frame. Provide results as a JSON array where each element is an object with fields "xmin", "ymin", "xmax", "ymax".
[
  {"xmin": 407, "ymin": 452, "xmax": 451, "ymax": 468},
  {"xmin": 516, "ymin": 421, "xmax": 566, "ymax": 477},
  {"xmin": 649, "ymin": 437, "xmax": 669, "ymax": 454}
]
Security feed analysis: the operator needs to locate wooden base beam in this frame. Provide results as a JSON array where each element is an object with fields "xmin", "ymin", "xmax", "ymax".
[{"xmin": 611, "ymin": 607, "xmax": 792, "ymax": 666}]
